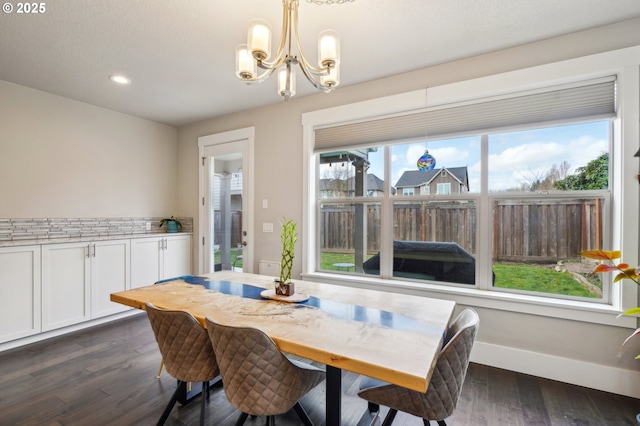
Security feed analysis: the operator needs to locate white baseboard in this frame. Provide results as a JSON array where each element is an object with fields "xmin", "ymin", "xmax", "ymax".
[
  {"xmin": 0, "ymin": 309, "xmax": 143, "ymax": 353},
  {"xmin": 472, "ymin": 341, "xmax": 640, "ymax": 399}
]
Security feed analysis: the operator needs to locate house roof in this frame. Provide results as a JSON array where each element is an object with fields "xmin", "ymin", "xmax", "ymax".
[
  {"xmin": 320, "ymin": 173, "xmax": 394, "ymax": 194},
  {"xmin": 349, "ymin": 174, "xmax": 386, "ymax": 192},
  {"xmin": 395, "ymin": 167, "xmax": 469, "ymax": 188}
]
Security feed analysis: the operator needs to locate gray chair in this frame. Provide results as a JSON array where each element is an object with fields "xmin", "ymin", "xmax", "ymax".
[
  {"xmin": 146, "ymin": 302, "xmax": 220, "ymax": 426},
  {"xmin": 205, "ymin": 317, "xmax": 326, "ymax": 426},
  {"xmin": 358, "ymin": 308, "xmax": 479, "ymax": 426}
]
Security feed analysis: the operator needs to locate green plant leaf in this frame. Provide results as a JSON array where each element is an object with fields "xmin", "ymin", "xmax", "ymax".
[{"xmin": 620, "ymin": 307, "xmax": 640, "ymax": 316}]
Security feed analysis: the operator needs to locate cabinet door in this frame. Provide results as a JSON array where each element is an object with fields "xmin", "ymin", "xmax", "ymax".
[
  {"xmin": 131, "ymin": 237, "xmax": 162, "ymax": 288},
  {"xmin": 0, "ymin": 246, "xmax": 41, "ymax": 344},
  {"xmin": 42, "ymin": 243, "xmax": 90, "ymax": 331},
  {"xmin": 163, "ymin": 235, "xmax": 192, "ymax": 280},
  {"xmin": 91, "ymin": 239, "xmax": 130, "ymax": 318}
]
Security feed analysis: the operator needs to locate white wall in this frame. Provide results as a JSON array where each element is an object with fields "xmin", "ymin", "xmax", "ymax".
[
  {"xmin": 177, "ymin": 17, "xmax": 640, "ymax": 397},
  {"xmin": 0, "ymin": 80, "xmax": 178, "ymax": 218}
]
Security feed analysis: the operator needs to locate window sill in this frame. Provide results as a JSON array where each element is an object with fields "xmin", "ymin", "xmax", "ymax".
[{"xmin": 301, "ymin": 272, "xmax": 637, "ymax": 329}]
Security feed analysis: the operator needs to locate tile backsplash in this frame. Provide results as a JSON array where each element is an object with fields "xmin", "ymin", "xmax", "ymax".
[{"xmin": 0, "ymin": 217, "xmax": 193, "ymax": 242}]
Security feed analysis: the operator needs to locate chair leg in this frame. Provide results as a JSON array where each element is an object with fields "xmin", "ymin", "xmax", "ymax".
[
  {"xmin": 381, "ymin": 408, "xmax": 398, "ymax": 426},
  {"xmin": 156, "ymin": 359, "xmax": 164, "ymax": 378},
  {"xmin": 199, "ymin": 381, "xmax": 209, "ymax": 426},
  {"xmin": 157, "ymin": 380, "xmax": 186, "ymax": 426},
  {"xmin": 436, "ymin": 421, "xmax": 447, "ymax": 426},
  {"xmin": 293, "ymin": 402, "xmax": 314, "ymax": 426},
  {"xmin": 368, "ymin": 402, "xmax": 380, "ymax": 414},
  {"xmin": 234, "ymin": 412, "xmax": 249, "ymax": 426}
]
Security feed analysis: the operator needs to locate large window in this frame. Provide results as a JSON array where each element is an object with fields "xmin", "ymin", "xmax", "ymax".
[
  {"xmin": 313, "ymin": 74, "xmax": 615, "ymax": 302},
  {"xmin": 316, "ymin": 121, "xmax": 610, "ymax": 300}
]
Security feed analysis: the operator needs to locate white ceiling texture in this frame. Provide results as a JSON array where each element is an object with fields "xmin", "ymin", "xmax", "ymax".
[{"xmin": 1, "ymin": 0, "xmax": 639, "ymax": 127}]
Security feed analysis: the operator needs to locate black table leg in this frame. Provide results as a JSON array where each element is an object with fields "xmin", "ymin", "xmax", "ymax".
[
  {"xmin": 326, "ymin": 365, "xmax": 342, "ymax": 426},
  {"xmin": 176, "ymin": 376, "xmax": 223, "ymax": 405}
]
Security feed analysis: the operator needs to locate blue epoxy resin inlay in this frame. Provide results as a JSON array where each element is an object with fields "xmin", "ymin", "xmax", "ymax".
[{"xmin": 168, "ymin": 275, "xmax": 440, "ymax": 335}]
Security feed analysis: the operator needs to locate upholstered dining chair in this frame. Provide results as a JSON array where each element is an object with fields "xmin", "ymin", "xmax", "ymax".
[
  {"xmin": 145, "ymin": 302, "xmax": 220, "ymax": 426},
  {"xmin": 205, "ymin": 317, "xmax": 326, "ymax": 426},
  {"xmin": 358, "ymin": 308, "xmax": 479, "ymax": 426}
]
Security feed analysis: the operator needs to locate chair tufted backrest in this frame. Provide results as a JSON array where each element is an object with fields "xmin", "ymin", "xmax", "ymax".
[
  {"xmin": 146, "ymin": 302, "xmax": 219, "ymax": 383},
  {"xmin": 420, "ymin": 308, "xmax": 479, "ymax": 419},
  {"xmin": 205, "ymin": 317, "xmax": 326, "ymax": 417},
  {"xmin": 358, "ymin": 308, "xmax": 479, "ymax": 421}
]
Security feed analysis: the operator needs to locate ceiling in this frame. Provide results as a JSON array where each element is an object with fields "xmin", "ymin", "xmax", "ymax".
[{"xmin": 2, "ymin": 0, "xmax": 640, "ymax": 127}]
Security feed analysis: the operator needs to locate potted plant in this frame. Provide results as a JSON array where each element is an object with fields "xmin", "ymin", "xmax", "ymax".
[
  {"xmin": 275, "ymin": 218, "xmax": 297, "ymax": 296},
  {"xmin": 159, "ymin": 216, "xmax": 182, "ymax": 233},
  {"xmin": 580, "ymin": 249, "xmax": 640, "ymax": 355}
]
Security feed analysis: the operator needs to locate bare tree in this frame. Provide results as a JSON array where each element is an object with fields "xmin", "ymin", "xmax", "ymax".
[
  {"xmin": 514, "ymin": 161, "xmax": 571, "ymax": 191},
  {"xmin": 320, "ymin": 162, "xmax": 355, "ymax": 197}
]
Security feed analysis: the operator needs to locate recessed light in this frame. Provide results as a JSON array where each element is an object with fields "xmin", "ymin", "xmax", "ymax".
[{"xmin": 109, "ymin": 75, "xmax": 131, "ymax": 85}]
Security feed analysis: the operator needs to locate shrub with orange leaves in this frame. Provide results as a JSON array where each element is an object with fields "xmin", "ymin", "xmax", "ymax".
[{"xmin": 580, "ymin": 249, "xmax": 640, "ymax": 358}]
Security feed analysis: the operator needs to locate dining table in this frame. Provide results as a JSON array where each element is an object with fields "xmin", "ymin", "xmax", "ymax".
[{"xmin": 110, "ymin": 271, "xmax": 456, "ymax": 426}]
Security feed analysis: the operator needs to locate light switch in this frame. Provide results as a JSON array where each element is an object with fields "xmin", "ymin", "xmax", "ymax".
[
  {"xmin": 262, "ymin": 199, "xmax": 268, "ymax": 209},
  {"xmin": 263, "ymin": 222, "xmax": 274, "ymax": 233}
]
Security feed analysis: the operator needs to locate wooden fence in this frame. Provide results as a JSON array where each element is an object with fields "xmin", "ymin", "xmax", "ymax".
[
  {"xmin": 320, "ymin": 198, "xmax": 602, "ymax": 262},
  {"xmin": 213, "ymin": 211, "xmax": 243, "ymax": 247}
]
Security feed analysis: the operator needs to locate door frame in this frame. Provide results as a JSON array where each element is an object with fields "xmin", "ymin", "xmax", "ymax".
[{"xmin": 198, "ymin": 127, "xmax": 255, "ymax": 274}]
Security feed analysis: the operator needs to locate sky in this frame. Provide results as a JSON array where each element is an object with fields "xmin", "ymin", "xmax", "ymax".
[{"xmin": 363, "ymin": 121, "xmax": 609, "ymax": 192}]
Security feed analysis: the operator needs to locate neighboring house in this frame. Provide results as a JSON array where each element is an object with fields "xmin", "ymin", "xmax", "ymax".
[
  {"xmin": 395, "ymin": 167, "xmax": 469, "ymax": 196},
  {"xmin": 211, "ymin": 172, "xmax": 243, "ymax": 211},
  {"xmin": 319, "ymin": 173, "xmax": 395, "ymax": 198}
]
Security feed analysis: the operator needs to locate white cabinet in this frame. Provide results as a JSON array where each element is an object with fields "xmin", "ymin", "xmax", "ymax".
[
  {"xmin": 41, "ymin": 239, "xmax": 130, "ymax": 331},
  {"xmin": 0, "ymin": 245, "xmax": 41, "ymax": 344},
  {"xmin": 131, "ymin": 234, "xmax": 191, "ymax": 288},
  {"xmin": 0, "ymin": 233, "xmax": 189, "ymax": 346},
  {"xmin": 163, "ymin": 235, "xmax": 192, "ymax": 281},
  {"xmin": 91, "ymin": 239, "xmax": 131, "ymax": 318}
]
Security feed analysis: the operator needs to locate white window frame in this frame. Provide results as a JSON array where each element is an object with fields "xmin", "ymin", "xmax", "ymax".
[
  {"xmin": 301, "ymin": 46, "xmax": 639, "ymax": 327},
  {"xmin": 436, "ymin": 182, "xmax": 451, "ymax": 195},
  {"xmin": 403, "ymin": 187, "xmax": 415, "ymax": 196}
]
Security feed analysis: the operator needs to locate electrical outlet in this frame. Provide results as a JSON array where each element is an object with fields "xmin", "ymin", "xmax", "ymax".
[
  {"xmin": 263, "ymin": 222, "xmax": 274, "ymax": 232},
  {"xmin": 146, "ymin": 221, "xmax": 151, "ymax": 231}
]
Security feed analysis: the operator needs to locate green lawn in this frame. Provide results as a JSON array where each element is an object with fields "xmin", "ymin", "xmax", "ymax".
[
  {"xmin": 492, "ymin": 262, "xmax": 600, "ymax": 298},
  {"xmin": 319, "ymin": 252, "xmax": 601, "ymax": 298},
  {"xmin": 214, "ymin": 248, "xmax": 243, "ymax": 268}
]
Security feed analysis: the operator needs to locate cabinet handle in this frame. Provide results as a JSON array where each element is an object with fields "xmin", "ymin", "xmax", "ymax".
[
  {"xmin": 86, "ymin": 244, "xmax": 91, "ymax": 258},
  {"xmin": 92, "ymin": 244, "xmax": 96, "ymax": 257}
]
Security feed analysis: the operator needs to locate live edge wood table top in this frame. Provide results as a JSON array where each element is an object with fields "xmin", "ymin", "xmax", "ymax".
[{"xmin": 111, "ymin": 271, "xmax": 456, "ymax": 425}]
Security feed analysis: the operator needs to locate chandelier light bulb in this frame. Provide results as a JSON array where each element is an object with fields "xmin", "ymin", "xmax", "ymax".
[
  {"xmin": 236, "ymin": 45, "xmax": 256, "ymax": 79},
  {"xmin": 247, "ymin": 19, "xmax": 272, "ymax": 61},
  {"xmin": 318, "ymin": 30, "xmax": 340, "ymax": 67},
  {"xmin": 278, "ymin": 66, "xmax": 296, "ymax": 99},
  {"xmin": 320, "ymin": 64, "xmax": 340, "ymax": 88}
]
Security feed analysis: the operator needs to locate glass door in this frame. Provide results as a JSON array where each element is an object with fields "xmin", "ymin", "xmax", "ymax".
[
  {"xmin": 199, "ymin": 128, "xmax": 254, "ymax": 275},
  {"xmin": 209, "ymin": 154, "xmax": 244, "ymax": 272}
]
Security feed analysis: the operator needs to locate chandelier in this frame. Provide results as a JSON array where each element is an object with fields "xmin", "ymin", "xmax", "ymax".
[{"xmin": 235, "ymin": 0, "xmax": 351, "ymax": 100}]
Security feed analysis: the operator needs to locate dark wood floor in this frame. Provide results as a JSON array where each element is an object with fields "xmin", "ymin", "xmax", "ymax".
[{"xmin": 1, "ymin": 314, "xmax": 638, "ymax": 426}]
